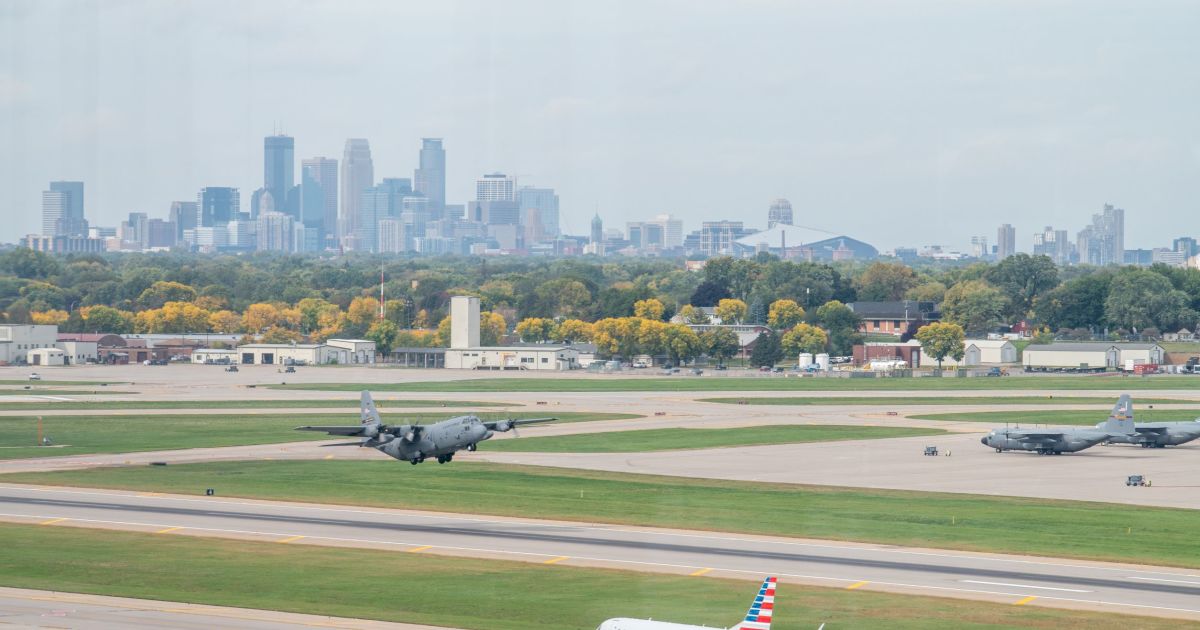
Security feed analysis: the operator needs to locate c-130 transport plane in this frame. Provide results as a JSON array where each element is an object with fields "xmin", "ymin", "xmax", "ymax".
[
  {"xmin": 1093, "ymin": 394, "xmax": 1200, "ymax": 448},
  {"xmin": 597, "ymin": 576, "xmax": 779, "ymax": 630},
  {"xmin": 296, "ymin": 391, "xmax": 555, "ymax": 465},
  {"xmin": 980, "ymin": 394, "xmax": 1136, "ymax": 455}
]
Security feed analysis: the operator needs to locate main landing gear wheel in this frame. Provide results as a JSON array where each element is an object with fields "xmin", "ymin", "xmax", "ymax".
[{"xmin": 467, "ymin": 443, "xmax": 477, "ymax": 452}]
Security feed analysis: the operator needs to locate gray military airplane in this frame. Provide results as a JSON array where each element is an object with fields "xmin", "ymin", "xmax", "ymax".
[
  {"xmin": 1094, "ymin": 395, "xmax": 1200, "ymax": 448},
  {"xmin": 980, "ymin": 394, "xmax": 1136, "ymax": 455},
  {"xmin": 296, "ymin": 391, "xmax": 555, "ymax": 465}
]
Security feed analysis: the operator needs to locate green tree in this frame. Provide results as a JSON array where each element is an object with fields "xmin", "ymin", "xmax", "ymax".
[
  {"xmin": 767, "ymin": 299, "xmax": 805, "ymax": 330},
  {"xmin": 814, "ymin": 300, "xmax": 862, "ymax": 355},
  {"xmin": 366, "ymin": 320, "xmax": 400, "ymax": 357},
  {"xmin": 749, "ymin": 331, "xmax": 784, "ymax": 367},
  {"xmin": 941, "ymin": 280, "xmax": 1009, "ymax": 334},
  {"xmin": 137, "ymin": 281, "xmax": 198, "ymax": 310},
  {"xmin": 701, "ymin": 327, "xmax": 740, "ymax": 366},
  {"xmin": 79, "ymin": 305, "xmax": 133, "ymax": 333},
  {"xmin": 984, "ymin": 254, "xmax": 1059, "ymax": 319},
  {"xmin": 856, "ymin": 262, "xmax": 918, "ymax": 301},
  {"xmin": 677, "ymin": 304, "xmax": 712, "ymax": 324},
  {"xmin": 662, "ymin": 323, "xmax": 702, "ymax": 365},
  {"xmin": 1, "ymin": 248, "xmax": 60, "ymax": 279},
  {"xmin": 1033, "ymin": 272, "xmax": 1111, "ymax": 331},
  {"xmin": 905, "ymin": 281, "xmax": 947, "ymax": 304},
  {"xmin": 781, "ymin": 323, "xmax": 828, "ymax": 357},
  {"xmin": 915, "ymin": 321, "xmax": 965, "ymax": 370},
  {"xmin": 1104, "ymin": 269, "xmax": 1198, "ymax": 332}
]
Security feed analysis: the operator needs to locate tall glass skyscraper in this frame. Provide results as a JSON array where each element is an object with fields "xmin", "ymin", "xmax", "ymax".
[
  {"xmin": 340, "ymin": 139, "xmax": 374, "ymax": 247},
  {"xmin": 414, "ymin": 138, "xmax": 446, "ymax": 211},
  {"xmin": 197, "ymin": 187, "xmax": 240, "ymax": 227},
  {"xmin": 43, "ymin": 181, "xmax": 85, "ymax": 236},
  {"xmin": 264, "ymin": 135, "xmax": 295, "ymax": 214},
  {"xmin": 301, "ymin": 157, "xmax": 338, "ymax": 246}
]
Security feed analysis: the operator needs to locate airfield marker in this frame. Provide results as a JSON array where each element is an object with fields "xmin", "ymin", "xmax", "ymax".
[
  {"xmin": 690, "ymin": 568, "xmax": 713, "ymax": 576},
  {"xmin": 544, "ymin": 556, "xmax": 569, "ymax": 565},
  {"xmin": 407, "ymin": 545, "xmax": 433, "ymax": 553},
  {"xmin": 156, "ymin": 526, "xmax": 182, "ymax": 534},
  {"xmin": 1014, "ymin": 596, "xmax": 1037, "ymax": 606},
  {"xmin": 40, "ymin": 517, "xmax": 68, "ymax": 525},
  {"xmin": 846, "ymin": 581, "xmax": 869, "ymax": 590},
  {"xmin": 276, "ymin": 535, "xmax": 305, "ymax": 544}
]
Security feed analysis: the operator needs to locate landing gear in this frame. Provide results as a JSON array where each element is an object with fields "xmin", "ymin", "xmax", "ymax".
[
  {"xmin": 995, "ymin": 448, "xmax": 1003, "ymax": 453},
  {"xmin": 467, "ymin": 443, "xmax": 477, "ymax": 452},
  {"xmin": 410, "ymin": 453, "xmax": 427, "ymax": 465},
  {"xmin": 436, "ymin": 454, "xmax": 455, "ymax": 464}
]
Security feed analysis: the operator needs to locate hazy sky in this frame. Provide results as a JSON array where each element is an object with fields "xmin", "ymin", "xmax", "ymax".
[{"xmin": 2, "ymin": 0, "xmax": 1198, "ymax": 251}]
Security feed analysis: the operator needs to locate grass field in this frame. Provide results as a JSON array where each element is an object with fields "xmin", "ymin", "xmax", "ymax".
[
  {"xmin": 0, "ymin": 412, "xmax": 635, "ymax": 460},
  {"xmin": 0, "ymin": 398, "xmax": 500, "ymax": 411},
  {"xmin": 8, "ymin": 460, "xmax": 1197, "ymax": 568},
  {"xmin": 0, "ymin": 389, "xmax": 125, "ymax": 396},
  {"xmin": 911, "ymin": 409, "xmax": 1200, "ymax": 425},
  {"xmin": 269, "ymin": 375, "xmax": 1200, "ymax": 393},
  {"xmin": 0, "ymin": 379, "xmax": 118, "ymax": 385},
  {"xmin": 699, "ymin": 395, "xmax": 1196, "ymax": 406},
  {"xmin": 0, "ymin": 523, "xmax": 1175, "ymax": 630},
  {"xmin": 484, "ymin": 425, "xmax": 945, "ymax": 453}
]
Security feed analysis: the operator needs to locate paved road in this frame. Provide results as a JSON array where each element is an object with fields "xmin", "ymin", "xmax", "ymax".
[{"xmin": 2, "ymin": 485, "xmax": 1199, "ymax": 622}]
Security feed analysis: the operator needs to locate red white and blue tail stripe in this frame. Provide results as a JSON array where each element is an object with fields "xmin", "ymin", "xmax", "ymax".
[{"xmin": 731, "ymin": 576, "xmax": 775, "ymax": 630}]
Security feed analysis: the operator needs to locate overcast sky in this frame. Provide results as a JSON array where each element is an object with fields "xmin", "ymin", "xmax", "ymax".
[{"xmin": 1, "ymin": 0, "xmax": 1198, "ymax": 251}]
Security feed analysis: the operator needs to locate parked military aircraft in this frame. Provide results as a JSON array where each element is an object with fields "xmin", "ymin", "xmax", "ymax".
[
  {"xmin": 980, "ymin": 394, "xmax": 1136, "ymax": 455},
  {"xmin": 596, "ymin": 576, "xmax": 777, "ymax": 630},
  {"xmin": 1094, "ymin": 395, "xmax": 1200, "ymax": 448},
  {"xmin": 296, "ymin": 391, "xmax": 555, "ymax": 465}
]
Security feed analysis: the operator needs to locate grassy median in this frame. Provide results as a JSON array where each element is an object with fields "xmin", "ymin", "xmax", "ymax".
[
  {"xmin": 0, "ymin": 398, "xmax": 500, "ymax": 411},
  {"xmin": 0, "ymin": 412, "xmax": 636, "ymax": 460},
  {"xmin": 7, "ymin": 460, "xmax": 1197, "ymax": 568},
  {"xmin": 699, "ymin": 396, "xmax": 1195, "ymax": 406},
  {"xmin": 0, "ymin": 522, "xmax": 1177, "ymax": 630},
  {"xmin": 484, "ymin": 425, "xmax": 945, "ymax": 452}
]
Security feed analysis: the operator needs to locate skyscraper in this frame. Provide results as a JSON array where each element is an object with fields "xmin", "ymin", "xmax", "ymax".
[
  {"xmin": 414, "ymin": 138, "xmax": 446, "ymax": 211},
  {"xmin": 590, "ymin": 213, "xmax": 603, "ymax": 244},
  {"xmin": 340, "ymin": 139, "xmax": 374, "ymax": 247},
  {"xmin": 169, "ymin": 201, "xmax": 198, "ymax": 240},
  {"xmin": 996, "ymin": 223, "xmax": 1016, "ymax": 259},
  {"xmin": 475, "ymin": 173, "xmax": 515, "ymax": 201},
  {"xmin": 42, "ymin": 181, "xmax": 86, "ymax": 236},
  {"xmin": 197, "ymin": 187, "xmax": 240, "ymax": 227},
  {"xmin": 264, "ymin": 135, "xmax": 294, "ymax": 214},
  {"xmin": 301, "ymin": 157, "xmax": 338, "ymax": 246},
  {"xmin": 767, "ymin": 198, "xmax": 793, "ymax": 228},
  {"xmin": 1076, "ymin": 204, "xmax": 1125, "ymax": 266},
  {"xmin": 517, "ymin": 187, "xmax": 560, "ymax": 238}
]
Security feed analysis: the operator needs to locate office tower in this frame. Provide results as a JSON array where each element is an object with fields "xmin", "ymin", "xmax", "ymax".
[
  {"xmin": 340, "ymin": 139, "xmax": 374, "ymax": 244},
  {"xmin": 250, "ymin": 187, "xmax": 275, "ymax": 219},
  {"xmin": 256, "ymin": 211, "xmax": 294, "ymax": 252},
  {"xmin": 475, "ymin": 172, "xmax": 515, "ymax": 201},
  {"xmin": 301, "ymin": 157, "xmax": 338, "ymax": 246},
  {"xmin": 42, "ymin": 181, "xmax": 86, "ymax": 236},
  {"xmin": 699, "ymin": 220, "xmax": 745, "ymax": 256},
  {"xmin": 997, "ymin": 223, "xmax": 1016, "ymax": 259},
  {"xmin": 1174, "ymin": 237, "xmax": 1198, "ymax": 258},
  {"xmin": 626, "ymin": 222, "xmax": 645, "ymax": 249},
  {"xmin": 264, "ymin": 134, "xmax": 294, "ymax": 214},
  {"xmin": 591, "ymin": 213, "xmax": 603, "ymax": 243},
  {"xmin": 517, "ymin": 187, "xmax": 560, "ymax": 237},
  {"xmin": 120, "ymin": 212, "xmax": 149, "ymax": 248},
  {"xmin": 356, "ymin": 185, "xmax": 391, "ymax": 253},
  {"xmin": 470, "ymin": 200, "xmax": 519, "ymax": 225},
  {"xmin": 382, "ymin": 178, "xmax": 413, "ymax": 198},
  {"xmin": 767, "ymin": 198, "xmax": 793, "ymax": 228},
  {"xmin": 197, "ymin": 187, "xmax": 240, "ymax": 227},
  {"xmin": 970, "ymin": 236, "xmax": 989, "ymax": 258},
  {"xmin": 414, "ymin": 138, "xmax": 446, "ymax": 211},
  {"xmin": 145, "ymin": 219, "xmax": 176, "ymax": 249},
  {"xmin": 1076, "ymin": 204, "xmax": 1125, "ymax": 266},
  {"xmin": 649, "ymin": 213, "xmax": 683, "ymax": 249},
  {"xmin": 169, "ymin": 201, "xmax": 198, "ymax": 240},
  {"xmin": 377, "ymin": 218, "xmax": 405, "ymax": 254}
]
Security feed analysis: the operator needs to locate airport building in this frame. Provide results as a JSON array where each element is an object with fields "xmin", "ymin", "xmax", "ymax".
[
  {"xmin": 234, "ymin": 338, "xmax": 376, "ymax": 366},
  {"xmin": 927, "ymin": 339, "xmax": 1018, "ymax": 367},
  {"xmin": 1023, "ymin": 342, "xmax": 1164, "ymax": 371},
  {"xmin": 442, "ymin": 295, "xmax": 579, "ymax": 370},
  {"xmin": 0, "ymin": 325, "xmax": 60, "ymax": 365}
]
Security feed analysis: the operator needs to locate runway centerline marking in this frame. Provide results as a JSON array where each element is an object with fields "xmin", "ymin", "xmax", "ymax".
[
  {"xmin": 156, "ymin": 526, "xmax": 182, "ymax": 534},
  {"xmin": 544, "ymin": 556, "xmax": 569, "ymax": 565},
  {"xmin": 961, "ymin": 580, "xmax": 1090, "ymax": 593},
  {"xmin": 1014, "ymin": 595, "xmax": 1037, "ymax": 606},
  {"xmin": 846, "ymin": 581, "xmax": 869, "ymax": 590},
  {"xmin": 690, "ymin": 568, "xmax": 712, "ymax": 577},
  {"xmin": 39, "ymin": 517, "xmax": 67, "ymax": 525},
  {"xmin": 1128, "ymin": 576, "xmax": 1200, "ymax": 586},
  {"xmin": 276, "ymin": 535, "xmax": 305, "ymax": 544}
]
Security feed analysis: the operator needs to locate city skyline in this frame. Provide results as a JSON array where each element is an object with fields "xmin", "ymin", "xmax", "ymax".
[{"xmin": 2, "ymin": 1, "xmax": 1198, "ymax": 248}]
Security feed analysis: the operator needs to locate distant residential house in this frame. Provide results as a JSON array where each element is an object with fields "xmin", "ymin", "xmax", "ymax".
[
  {"xmin": 1162, "ymin": 329, "xmax": 1197, "ymax": 342},
  {"xmin": 847, "ymin": 301, "xmax": 940, "ymax": 339}
]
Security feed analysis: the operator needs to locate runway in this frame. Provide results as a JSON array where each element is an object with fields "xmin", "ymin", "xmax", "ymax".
[
  {"xmin": 2, "ymin": 485, "xmax": 1199, "ymax": 622},
  {"xmin": 0, "ymin": 587, "xmax": 449, "ymax": 630}
]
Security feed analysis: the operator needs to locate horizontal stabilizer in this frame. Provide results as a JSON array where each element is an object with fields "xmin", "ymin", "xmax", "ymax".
[{"xmin": 295, "ymin": 425, "xmax": 364, "ymax": 436}]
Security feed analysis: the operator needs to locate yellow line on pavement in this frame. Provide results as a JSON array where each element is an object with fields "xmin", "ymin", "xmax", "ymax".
[
  {"xmin": 846, "ymin": 581, "xmax": 869, "ymax": 590},
  {"xmin": 323, "ymin": 455, "xmax": 334, "ymax": 460},
  {"xmin": 407, "ymin": 545, "xmax": 433, "ymax": 553},
  {"xmin": 690, "ymin": 568, "xmax": 713, "ymax": 577},
  {"xmin": 156, "ymin": 526, "xmax": 182, "ymax": 534},
  {"xmin": 543, "ymin": 556, "xmax": 569, "ymax": 565},
  {"xmin": 139, "ymin": 492, "xmax": 164, "ymax": 497},
  {"xmin": 40, "ymin": 517, "xmax": 68, "ymax": 525},
  {"xmin": 276, "ymin": 535, "xmax": 305, "ymax": 544},
  {"xmin": 1014, "ymin": 596, "xmax": 1037, "ymax": 606}
]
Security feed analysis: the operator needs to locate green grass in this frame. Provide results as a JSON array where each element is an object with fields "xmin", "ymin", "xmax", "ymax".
[
  {"xmin": 269, "ymin": 375, "xmax": 1200, "ymax": 392},
  {"xmin": 485, "ymin": 425, "xmax": 945, "ymax": 453},
  {"xmin": 911, "ymin": 409, "xmax": 1200, "ymax": 425},
  {"xmin": 0, "ymin": 412, "xmax": 636, "ymax": 460},
  {"xmin": 699, "ymin": 396, "xmax": 1196, "ymax": 406},
  {"xmin": 0, "ymin": 398, "xmax": 500, "ymax": 411},
  {"xmin": 0, "ymin": 389, "xmax": 125, "ymax": 396},
  {"xmin": 0, "ymin": 523, "xmax": 1175, "ymax": 630},
  {"xmin": 0, "ymin": 379, "xmax": 119, "ymax": 385},
  {"xmin": 9, "ymin": 460, "xmax": 1199, "ymax": 569}
]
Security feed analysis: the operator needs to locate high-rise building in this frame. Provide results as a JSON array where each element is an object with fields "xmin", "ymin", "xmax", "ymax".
[
  {"xmin": 475, "ymin": 173, "xmax": 515, "ymax": 201},
  {"xmin": 198, "ymin": 187, "xmax": 240, "ymax": 227},
  {"xmin": 517, "ymin": 187, "xmax": 560, "ymax": 238},
  {"xmin": 767, "ymin": 198, "xmax": 793, "ymax": 228},
  {"xmin": 414, "ymin": 138, "xmax": 446, "ymax": 211},
  {"xmin": 42, "ymin": 181, "xmax": 86, "ymax": 237},
  {"xmin": 649, "ymin": 214, "xmax": 683, "ymax": 249},
  {"xmin": 264, "ymin": 135, "xmax": 294, "ymax": 214},
  {"xmin": 256, "ymin": 211, "xmax": 295, "ymax": 252},
  {"xmin": 699, "ymin": 220, "xmax": 745, "ymax": 256},
  {"xmin": 1173, "ymin": 237, "xmax": 1198, "ymax": 258},
  {"xmin": 1032, "ymin": 225, "xmax": 1071, "ymax": 264},
  {"xmin": 997, "ymin": 223, "xmax": 1016, "ymax": 259},
  {"xmin": 970, "ymin": 236, "xmax": 989, "ymax": 259},
  {"xmin": 340, "ymin": 139, "xmax": 374, "ymax": 245},
  {"xmin": 1076, "ymin": 204, "xmax": 1125, "ymax": 266},
  {"xmin": 301, "ymin": 157, "xmax": 338, "ymax": 246},
  {"xmin": 356, "ymin": 185, "xmax": 392, "ymax": 253},
  {"xmin": 590, "ymin": 213, "xmax": 603, "ymax": 244},
  {"xmin": 169, "ymin": 201, "xmax": 198, "ymax": 240}
]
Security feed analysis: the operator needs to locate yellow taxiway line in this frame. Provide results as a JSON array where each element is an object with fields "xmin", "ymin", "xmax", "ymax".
[
  {"xmin": 407, "ymin": 545, "xmax": 433, "ymax": 553},
  {"xmin": 690, "ymin": 568, "xmax": 713, "ymax": 577},
  {"xmin": 846, "ymin": 581, "xmax": 869, "ymax": 590},
  {"xmin": 276, "ymin": 535, "xmax": 305, "ymax": 544},
  {"xmin": 156, "ymin": 526, "xmax": 182, "ymax": 534},
  {"xmin": 543, "ymin": 556, "xmax": 569, "ymax": 565},
  {"xmin": 39, "ymin": 517, "xmax": 68, "ymax": 525},
  {"xmin": 1015, "ymin": 595, "xmax": 1038, "ymax": 606}
]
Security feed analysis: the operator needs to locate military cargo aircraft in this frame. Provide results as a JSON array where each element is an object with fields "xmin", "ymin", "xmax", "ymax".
[
  {"xmin": 980, "ymin": 394, "xmax": 1136, "ymax": 455},
  {"xmin": 296, "ymin": 391, "xmax": 555, "ymax": 465},
  {"xmin": 597, "ymin": 576, "xmax": 777, "ymax": 630},
  {"xmin": 1094, "ymin": 395, "xmax": 1200, "ymax": 448}
]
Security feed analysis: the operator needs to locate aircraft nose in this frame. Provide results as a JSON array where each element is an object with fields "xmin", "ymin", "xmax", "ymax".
[{"xmin": 980, "ymin": 436, "xmax": 989, "ymax": 445}]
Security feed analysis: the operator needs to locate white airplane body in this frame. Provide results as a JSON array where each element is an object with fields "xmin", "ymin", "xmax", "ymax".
[{"xmin": 597, "ymin": 577, "xmax": 776, "ymax": 630}]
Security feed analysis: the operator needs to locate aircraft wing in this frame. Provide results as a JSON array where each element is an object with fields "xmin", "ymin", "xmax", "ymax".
[
  {"xmin": 483, "ymin": 417, "xmax": 557, "ymax": 430},
  {"xmin": 295, "ymin": 425, "xmax": 366, "ymax": 436}
]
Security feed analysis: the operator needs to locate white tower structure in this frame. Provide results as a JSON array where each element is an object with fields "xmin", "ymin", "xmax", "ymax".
[{"xmin": 450, "ymin": 296, "xmax": 480, "ymax": 349}]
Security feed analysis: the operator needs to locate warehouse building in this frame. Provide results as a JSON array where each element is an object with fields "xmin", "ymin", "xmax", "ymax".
[
  {"xmin": 0, "ymin": 325, "xmax": 59, "ymax": 365},
  {"xmin": 442, "ymin": 295, "xmax": 579, "ymax": 370},
  {"xmin": 930, "ymin": 339, "xmax": 1018, "ymax": 367},
  {"xmin": 1023, "ymin": 342, "xmax": 1164, "ymax": 371}
]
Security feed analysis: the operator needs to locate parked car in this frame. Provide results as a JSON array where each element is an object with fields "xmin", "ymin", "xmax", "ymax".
[
  {"xmin": 714, "ymin": 364, "xmax": 727, "ymax": 371},
  {"xmin": 225, "ymin": 365, "xmax": 239, "ymax": 372},
  {"xmin": 691, "ymin": 368, "xmax": 703, "ymax": 375},
  {"xmin": 28, "ymin": 373, "xmax": 41, "ymax": 381}
]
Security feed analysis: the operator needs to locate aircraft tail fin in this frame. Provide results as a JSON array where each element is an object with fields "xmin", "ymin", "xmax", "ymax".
[
  {"xmin": 360, "ymin": 390, "xmax": 382, "ymax": 426},
  {"xmin": 1104, "ymin": 394, "xmax": 1136, "ymax": 435},
  {"xmin": 729, "ymin": 576, "xmax": 776, "ymax": 630}
]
